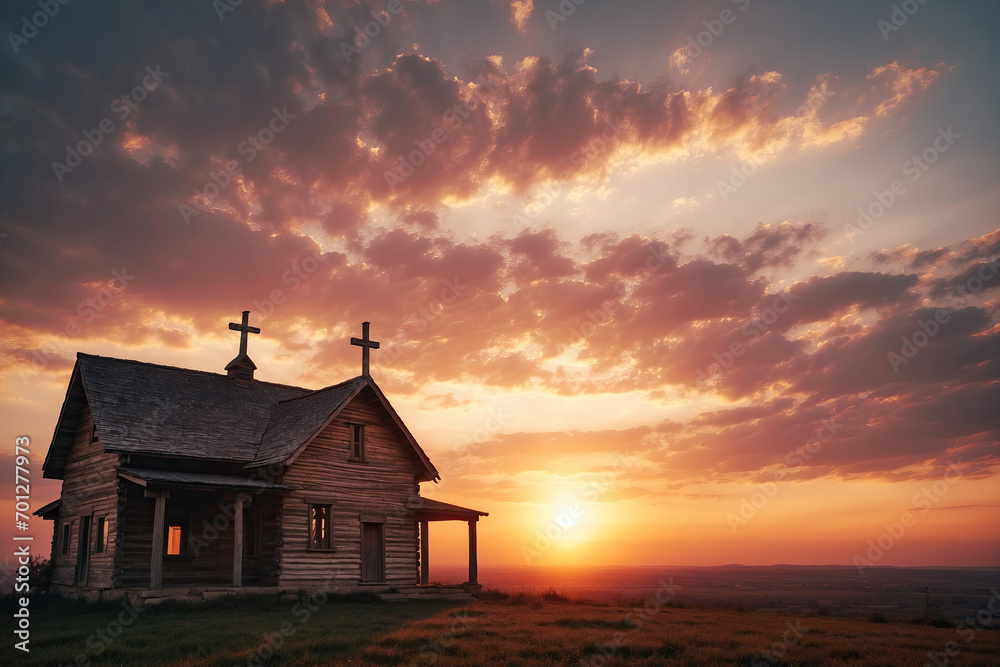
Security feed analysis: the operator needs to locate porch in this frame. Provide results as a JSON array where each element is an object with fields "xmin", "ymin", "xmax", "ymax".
[
  {"xmin": 411, "ymin": 497, "xmax": 489, "ymax": 590},
  {"xmin": 118, "ymin": 468, "xmax": 287, "ymax": 589}
]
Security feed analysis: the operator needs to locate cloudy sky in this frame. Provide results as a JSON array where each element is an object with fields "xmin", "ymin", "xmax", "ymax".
[{"xmin": 1, "ymin": 0, "xmax": 998, "ymax": 571}]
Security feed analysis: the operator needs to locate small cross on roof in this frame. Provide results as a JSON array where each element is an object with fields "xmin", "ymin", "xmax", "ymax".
[
  {"xmin": 229, "ymin": 310, "xmax": 261, "ymax": 357},
  {"xmin": 350, "ymin": 321, "xmax": 380, "ymax": 377}
]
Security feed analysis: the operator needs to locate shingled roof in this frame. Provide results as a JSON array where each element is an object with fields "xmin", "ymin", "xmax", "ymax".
[{"xmin": 42, "ymin": 353, "xmax": 439, "ymax": 481}]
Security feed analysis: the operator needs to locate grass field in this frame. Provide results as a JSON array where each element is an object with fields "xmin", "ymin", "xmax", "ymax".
[{"xmin": 8, "ymin": 590, "xmax": 1000, "ymax": 666}]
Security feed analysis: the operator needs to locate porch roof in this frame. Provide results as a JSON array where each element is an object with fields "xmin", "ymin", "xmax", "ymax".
[
  {"xmin": 117, "ymin": 467, "xmax": 293, "ymax": 492},
  {"xmin": 412, "ymin": 497, "xmax": 489, "ymax": 522},
  {"xmin": 33, "ymin": 498, "xmax": 61, "ymax": 519}
]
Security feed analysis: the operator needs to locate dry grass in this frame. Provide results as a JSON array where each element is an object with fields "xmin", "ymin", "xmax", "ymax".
[
  {"xmin": 10, "ymin": 589, "xmax": 1000, "ymax": 665},
  {"xmin": 351, "ymin": 592, "xmax": 1000, "ymax": 667}
]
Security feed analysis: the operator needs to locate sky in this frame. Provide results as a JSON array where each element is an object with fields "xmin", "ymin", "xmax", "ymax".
[{"xmin": 0, "ymin": 0, "xmax": 998, "ymax": 574}]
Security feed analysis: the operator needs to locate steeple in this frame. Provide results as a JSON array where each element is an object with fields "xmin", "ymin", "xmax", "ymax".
[{"xmin": 225, "ymin": 310, "xmax": 260, "ymax": 382}]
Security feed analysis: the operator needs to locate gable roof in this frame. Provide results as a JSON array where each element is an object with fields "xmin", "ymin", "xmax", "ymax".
[
  {"xmin": 253, "ymin": 377, "xmax": 369, "ymax": 466},
  {"xmin": 43, "ymin": 353, "xmax": 439, "ymax": 482}
]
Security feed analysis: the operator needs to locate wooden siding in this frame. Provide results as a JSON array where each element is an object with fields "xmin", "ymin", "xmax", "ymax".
[
  {"xmin": 50, "ymin": 406, "xmax": 120, "ymax": 589},
  {"xmin": 278, "ymin": 387, "xmax": 422, "ymax": 586}
]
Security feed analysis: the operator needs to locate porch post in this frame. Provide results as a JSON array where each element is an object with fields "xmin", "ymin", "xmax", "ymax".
[
  {"xmin": 232, "ymin": 495, "xmax": 244, "ymax": 587},
  {"xmin": 147, "ymin": 489, "xmax": 168, "ymax": 588},
  {"xmin": 420, "ymin": 519, "xmax": 429, "ymax": 585},
  {"xmin": 467, "ymin": 519, "xmax": 478, "ymax": 585}
]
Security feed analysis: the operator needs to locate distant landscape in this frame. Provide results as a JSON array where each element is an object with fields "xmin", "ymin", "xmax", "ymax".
[{"xmin": 456, "ymin": 564, "xmax": 1000, "ymax": 621}]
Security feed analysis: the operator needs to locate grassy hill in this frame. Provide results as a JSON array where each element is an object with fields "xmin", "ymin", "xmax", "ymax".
[{"xmin": 8, "ymin": 589, "xmax": 1000, "ymax": 666}]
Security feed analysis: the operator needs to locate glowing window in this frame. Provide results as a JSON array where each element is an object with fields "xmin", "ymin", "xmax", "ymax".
[
  {"xmin": 167, "ymin": 525, "xmax": 183, "ymax": 556},
  {"xmin": 310, "ymin": 504, "xmax": 332, "ymax": 549}
]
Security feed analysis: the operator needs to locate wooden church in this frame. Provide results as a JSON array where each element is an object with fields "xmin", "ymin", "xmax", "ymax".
[{"xmin": 35, "ymin": 313, "xmax": 487, "ymax": 602}]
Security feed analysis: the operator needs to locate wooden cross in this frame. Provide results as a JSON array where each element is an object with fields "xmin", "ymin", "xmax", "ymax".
[
  {"xmin": 350, "ymin": 321, "xmax": 380, "ymax": 377},
  {"xmin": 229, "ymin": 310, "xmax": 260, "ymax": 356}
]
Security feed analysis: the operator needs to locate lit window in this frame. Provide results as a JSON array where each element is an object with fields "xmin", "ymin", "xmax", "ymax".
[
  {"xmin": 167, "ymin": 525, "xmax": 183, "ymax": 555},
  {"xmin": 167, "ymin": 525, "xmax": 182, "ymax": 555},
  {"xmin": 309, "ymin": 504, "xmax": 332, "ymax": 550},
  {"xmin": 351, "ymin": 424, "xmax": 366, "ymax": 461}
]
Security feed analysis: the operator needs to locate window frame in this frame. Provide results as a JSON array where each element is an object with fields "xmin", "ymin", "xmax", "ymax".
[
  {"xmin": 308, "ymin": 503, "xmax": 334, "ymax": 551},
  {"xmin": 61, "ymin": 521, "xmax": 72, "ymax": 555},
  {"xmin": 349, "ymin": 423, "xmax": 367, "ymax": 462},
  {"xmin": 94, "ymin": 516, "xmax": 107, "ymax": 554}
]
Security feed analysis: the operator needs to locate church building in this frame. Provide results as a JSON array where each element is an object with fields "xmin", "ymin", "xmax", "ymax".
[{"xmin": 35, "ymin": 313, "xmax": 486, "ymax": 601}]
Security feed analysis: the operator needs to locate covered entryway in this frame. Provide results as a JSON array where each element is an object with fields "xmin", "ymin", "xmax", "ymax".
[
  {"xmin": 412, "ymin": 498, "xmax": 488, "ymax": 588},
  {"xmin": 117, "ymin": 468, "xmax": 289, "ymax": 589}
]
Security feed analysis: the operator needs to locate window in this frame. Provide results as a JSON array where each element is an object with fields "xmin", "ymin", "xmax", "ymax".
[
  {"xmin": 61, "ymin": 523, "xmax": 71, "ymax": 555},
  {"xmin": 309, "ymin": 504, "xmax": 332, "ymax": 550},
  {"xmin": 350, "ymin": 424, "xmax": 366, "ymax": 461},
  {"xmin": 95, "ymin": 517, "xmax": 106, "ymax": 553},
  {"xmin": 91, "ymin": 425, "xmax": 98, "ymax": 442},
  {"xmin": 167, "ymin": 526, "xmax": 182, "ymax": 555},
  {"xmin": 165, "ymin": 513, "xmax": 188, "ymax": 556},
  {"xmin": 243, "ymin": 509, "xmax": 259, "ymax": 558}
]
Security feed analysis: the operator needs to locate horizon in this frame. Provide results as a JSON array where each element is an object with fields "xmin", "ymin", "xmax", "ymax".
[{"xmin": 2, "ymin": 0, "xmax": 999, "ymax": 578}]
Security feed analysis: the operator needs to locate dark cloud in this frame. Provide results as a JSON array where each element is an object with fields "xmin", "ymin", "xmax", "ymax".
[{"xmin": 709, "ymin": 221, "xmax": 826, "ymax": 272}]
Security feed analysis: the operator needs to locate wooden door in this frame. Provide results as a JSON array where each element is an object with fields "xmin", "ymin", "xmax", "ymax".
[
  {"xmin": 361, "ymin": 522, "xmax": 384, "ymax": 583},
  {"xmin": 75, "ymin": 515, "xmax": 91, "ymax": 586}
]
